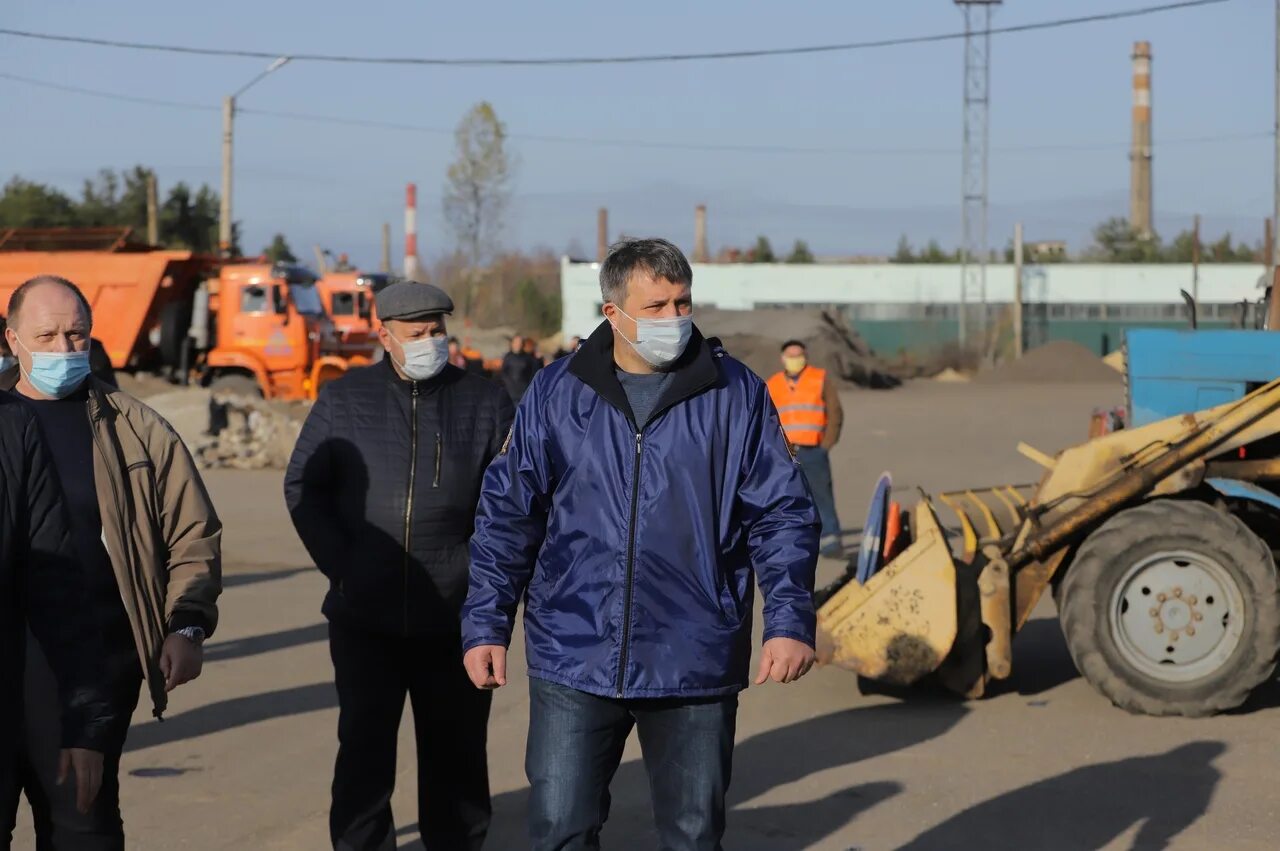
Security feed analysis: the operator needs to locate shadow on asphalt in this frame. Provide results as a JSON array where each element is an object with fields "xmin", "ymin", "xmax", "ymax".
[
  {"xmin": 397, "ymin": 701, "xmax": 965, "ymax": 850},
  {"xmin": 222, "ymin": 566, "xmax": 313, "ymax": 589},
  {"xmin": 204, "ymin": 622, "xmax": 329, "ymax": 663},
  {"xmin": 897, "ymin": 741, "xmax": 1225, "ymax": 850},
  {"xmin": 125, "ymin": 683, "xmax": 337, "ymax": 753}
]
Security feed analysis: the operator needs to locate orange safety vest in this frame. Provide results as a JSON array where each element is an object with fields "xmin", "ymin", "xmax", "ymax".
[{"xmin": 766, "ymin": 367, "xmax": 827, "ymax": 447}]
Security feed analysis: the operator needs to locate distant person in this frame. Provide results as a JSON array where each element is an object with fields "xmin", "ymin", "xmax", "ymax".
[
  {"xmin": 553, "ymin": 335, "xmax": 582, "ymax": 360},
  {"xmin": 0, "ymin": 317, "xmax": 13, "ymax": 374},
  {"xmin": 1, "ymin": 275, "xmax": 222, "ymax": 847},
  {"xmin": 767, "ymin": 340, "xmax": 845, "ymax": 557},
  {"xmin": 500, "ymin": 334, "xmax": 539, "ymax": 403},
  {"xmin": 285, "ymin": 281, "xmax": 514, "ymax": 850},
  {"xmin": 522, "ymin": 336, "xmax": 546, "ymax": 367},
  {"xmin": 462, "ymin": 238, "xmax": 819, "ymax": 850},
  {"xmin": 447, "ymin": 336, "xmax": 468, "ymax": 370},
  {"xmin": 0, "ymin": 391, "xmax": 120, "ymax": 847}
]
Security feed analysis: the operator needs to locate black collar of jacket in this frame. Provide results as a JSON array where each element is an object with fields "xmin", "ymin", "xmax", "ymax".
[
  {"xmin": 0, "ymin": 367, "xmax": 118, "ymax": 421},
  {"xmin": 568, "ymin": 319, "xmax": 722, "ymax": 427},
  {"xmin": 378, "ymin": 356, "xmax": 465, "ymax": 393}
]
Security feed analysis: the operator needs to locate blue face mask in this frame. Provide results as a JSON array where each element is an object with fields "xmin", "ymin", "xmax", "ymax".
[{"xmin": 15, "ymin": 336, "xmax": 92, "ymax": 399}]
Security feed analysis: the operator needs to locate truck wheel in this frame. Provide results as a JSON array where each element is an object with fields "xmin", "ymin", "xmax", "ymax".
[
  {"xmin": 209, "ymin": 374, "xmax": 262, "ymax": 398},
  {"xmin": 1058, "ymin": 500, "xmax": 1280, "ymax": 717},
  {"xmin": 159, "ymin": 300, "xmax": 193, "ymax": 367}
]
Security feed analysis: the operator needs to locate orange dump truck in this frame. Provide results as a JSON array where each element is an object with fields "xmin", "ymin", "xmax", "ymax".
[
  {"xmin": 315, "ymin": 271, "xmax": 389, "ymax": 361},
  {"xmin": 0, "ymin": 227, "xmax": 353, "ymax": 401}
]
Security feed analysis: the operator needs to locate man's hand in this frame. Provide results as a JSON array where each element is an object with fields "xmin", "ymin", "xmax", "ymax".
[
  {"xmin": 57, "ymin": 748, "xmax": 104, "ymax": 814},
  {"xmin": 160, "ymin": 633, "xmax": 204, "ymax": 693},
  {"xmin": 463, "ymin": 645, "xmax": 508, "ymax": 689},
  {"xmin": 754, "ymin": 637, "xmax": 816, "ymax": 685}
]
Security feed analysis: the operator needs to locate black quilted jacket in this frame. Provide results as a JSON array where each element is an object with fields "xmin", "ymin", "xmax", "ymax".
[
  {"xmin": 0, "ymin": 392, "xmax": 116, "ymax": 751},
  {"xmin": 284, "ymin": 359, "xmax": 515, "ymax": 636}
]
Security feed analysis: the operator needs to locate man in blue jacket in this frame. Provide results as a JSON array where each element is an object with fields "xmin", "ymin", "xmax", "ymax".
[{"xmin": 462, "ymin": 238, "xmax": 819, "ymax": 850}]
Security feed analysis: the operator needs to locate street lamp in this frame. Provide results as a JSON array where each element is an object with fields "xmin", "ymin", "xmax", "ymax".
[{"xmin": 219, "ymin": 56, "xmax": 291, "ymax": 258}]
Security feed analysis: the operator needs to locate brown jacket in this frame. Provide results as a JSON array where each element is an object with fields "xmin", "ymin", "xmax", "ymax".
[
  {"xmin": 817, "ymin": 372, "xmax": 844, "ymax": 450},
  {"xmin": 1, "ymin": 371, "xmax": 222, "ymax": 717}
]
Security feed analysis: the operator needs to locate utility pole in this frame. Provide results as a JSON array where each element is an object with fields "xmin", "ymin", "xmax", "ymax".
[
  {"xmin": 219, "ymin": 57, "xmax": 291, "ymax": 259},
  {"xmin": 955, "ymin": 1, "xmax": 1000, "ymax": 349},
  {"xmin": 219, "ymin": 96, "xmax": 234, "ymax": 257},
  {"xmin": 1013, "ymin": 222, "xmax": 1024, "ymax": 359},
  {"xmin": 381, "ymin": 223, "xmax": 392, "ymax": 273},
  {"xmin": 1192, "ymin": 214, "xmax": 1201, "ymax": 304},
  {"xmin": 145, "ymin": 172, "xmax": 159, "ymax": 246},
  {"xmin": 1274, "ymin": 1, "xmax": 1280, "ymax": 280}
]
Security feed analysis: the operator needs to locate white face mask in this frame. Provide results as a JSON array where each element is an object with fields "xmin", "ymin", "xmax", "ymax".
[
  {"xmin": 390, "ymin": 333, "xmax": 449, "ymax": 381},
  {"xmin": 611, "ymin": 307, "xmax": 693, "ymax": 368}
]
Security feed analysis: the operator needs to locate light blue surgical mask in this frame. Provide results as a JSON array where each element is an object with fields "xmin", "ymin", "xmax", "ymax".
[
  {"xmin": 611, "ymin": 307, "xmax": 693, "ymax": 368},
  {"xmin": 15, "ymin": 335, "xmax": 92, "ymax": 399},
  {"xmin": 391, "ymin": 332, "xmax": 449, "ymax": 381}
]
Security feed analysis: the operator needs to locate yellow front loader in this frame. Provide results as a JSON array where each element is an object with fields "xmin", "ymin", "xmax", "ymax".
[{"xmin": 817, "ymin": 376, "xmax": 1280, "ymax": 717}]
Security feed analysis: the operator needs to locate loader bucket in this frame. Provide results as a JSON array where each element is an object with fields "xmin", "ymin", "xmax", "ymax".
[{"xmin": 816, "ymin": 498, "xmax": 959, "ymax": 685}]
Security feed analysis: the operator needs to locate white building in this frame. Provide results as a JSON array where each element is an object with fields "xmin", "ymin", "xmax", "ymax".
[{"xmin": 560, "ymin": 260, "xmax": 1269, "ymax": 355}]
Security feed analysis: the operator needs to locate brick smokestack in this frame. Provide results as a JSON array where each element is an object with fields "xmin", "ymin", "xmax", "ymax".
[
  {"xmin": 404, "ymin": 182, "xmax": 423, "ymax": 281},
  {"xmin": 1129, "ymin": 41, "xmax": 1153, "ymax": 239},
  {"xmin": 597, "ymin": 208, "xmax": 608, "ymax": 262},
  {"xmin": 694, "ymin": 204, "xmax": 708, "ymax": 263}
]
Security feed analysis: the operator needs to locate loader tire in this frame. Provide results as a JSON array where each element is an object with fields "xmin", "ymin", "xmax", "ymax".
[{"xmin": 1059, "ymin": 500, "xmax": 1280, "ymax": 717}]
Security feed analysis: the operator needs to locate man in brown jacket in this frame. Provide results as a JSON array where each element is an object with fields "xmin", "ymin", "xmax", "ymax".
[{"xmin": 1, "ymin": 275, "xmax": 222, "ymax": 849}]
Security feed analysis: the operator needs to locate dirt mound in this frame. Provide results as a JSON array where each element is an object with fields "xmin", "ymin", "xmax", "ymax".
[
  {"xmin": 975, "ymin": 340, "xmax": 1122, "ymax": 385},
  {"xmin": 932, "ymin": 368, "xmax": 971, "ymax": 383},
  {"xmin": 698, "ymin": 307, "xmax": 901, "ymax": 389}
]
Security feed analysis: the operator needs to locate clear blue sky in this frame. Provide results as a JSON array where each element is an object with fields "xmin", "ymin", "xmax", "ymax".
[{"xmin": 2, "ymin": 0, "xmax": 1272, "ymax": 264}]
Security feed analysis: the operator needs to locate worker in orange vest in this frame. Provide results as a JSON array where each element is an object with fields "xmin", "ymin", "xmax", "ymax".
[{"xmin": 766, "ymin": 340, "xmax": 845, "ymax": 557}]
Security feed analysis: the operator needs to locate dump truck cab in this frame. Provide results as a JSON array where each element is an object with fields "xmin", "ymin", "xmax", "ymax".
[
  {"xmin": 203, "ymin": 263, "xmax": 348, "ymax": 399},
  {"xmin": 315, "ymin": 271, "xmax": 388, "ymax": 361}
]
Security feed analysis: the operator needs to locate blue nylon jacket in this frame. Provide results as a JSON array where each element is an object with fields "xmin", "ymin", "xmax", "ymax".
[{"xmin": 461, "ymin": 321, "xmax": 820, "ymax": 699}]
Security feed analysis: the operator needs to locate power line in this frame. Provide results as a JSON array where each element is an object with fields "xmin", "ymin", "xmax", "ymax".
[
  {"xmin": 0, "ymin": 0, "xmax": 1230, "ymax": 67},
  {"xmin": 1, "ymin": 70, "xmax": 1267, "ymax": 157}
]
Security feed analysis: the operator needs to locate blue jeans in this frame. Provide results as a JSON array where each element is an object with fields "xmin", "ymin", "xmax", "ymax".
[
  {"xmin": 795, "ymin": 445, "xmax": 841, "ymax": 548},
  {"xmin": 526, "ymin": 678, "xmax": 737, "ymax": 851}
]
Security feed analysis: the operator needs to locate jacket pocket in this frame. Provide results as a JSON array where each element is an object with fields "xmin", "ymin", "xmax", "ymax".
[{"xmin": 716, "ymin": 563, "xmax": 744, "ymax": 627}]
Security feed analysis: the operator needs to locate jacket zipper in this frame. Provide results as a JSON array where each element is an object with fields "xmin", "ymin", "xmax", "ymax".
[
  {"xmin": 433, "ymin": 432, "xmax": 442, "ymax": 488},
  {"xmin": 616, "ymin": 430, "xmax": 643, "ymax": 698},
  {"xmin": 403, "ymin": 382, "xmax": 420, "ymax": 636}
]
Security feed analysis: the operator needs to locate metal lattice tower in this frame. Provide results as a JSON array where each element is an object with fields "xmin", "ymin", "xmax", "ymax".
[{"xmin": 956, "ymin": 1, "xmax": 1000, "ymax": 348}]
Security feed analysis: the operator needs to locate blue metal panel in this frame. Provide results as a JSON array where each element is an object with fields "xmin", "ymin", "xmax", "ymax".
[
  {"xmin": 1205, "ymin": 478, "xmax": 1280, "ymax": 513},
  {"xmin": 1125, "ymin": 329, "xmax": 1280, "ymax": 426}
]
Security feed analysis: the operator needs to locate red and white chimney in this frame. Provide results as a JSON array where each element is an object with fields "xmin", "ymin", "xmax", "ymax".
[{"xmin": 404, "ymin": 183, "xmax": 423, "ymax": 281}]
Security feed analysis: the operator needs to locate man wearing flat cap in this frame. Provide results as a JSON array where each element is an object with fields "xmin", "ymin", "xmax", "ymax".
[{"xmin": 285, "ymin": 280, "xmax": 514, "ymax": 851}]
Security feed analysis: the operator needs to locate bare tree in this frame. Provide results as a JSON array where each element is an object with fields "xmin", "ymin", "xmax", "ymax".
[{"xmin": 443, "ymin": 101, "xmax": 514, "ymax": 315}]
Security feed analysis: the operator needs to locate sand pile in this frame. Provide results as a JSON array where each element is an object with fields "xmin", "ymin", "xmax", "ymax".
[
  {"xmin": 932, "ymin": 368, "xmax": 971, "ymax": 383},
  {"xmin": 698, "ymin": 307, "xmax": 901, "ymax": 389},
  {"xmin": 975, "ymin": 340, "xmax": 1122, "ymax": 384}
]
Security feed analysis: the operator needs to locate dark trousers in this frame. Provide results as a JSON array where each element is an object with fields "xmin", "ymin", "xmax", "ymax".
[
  {"xmin": 796, "ymin": 445, "xmax": 841, "ymax": 549},
  {"xmin": 526, "ymin": 678, "xmax": 737, "ymax": 851},
  {"xmin": 328, "ymin": 620, "xmax": 492, "ymax": 851},
  {"xmin": 0, "ymin": 636, "xmax": 141, "ymax": 851}
]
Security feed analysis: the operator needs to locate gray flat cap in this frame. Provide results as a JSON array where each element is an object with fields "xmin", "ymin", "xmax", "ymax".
[{"xmin": 375, "ymin": 280, "xmax": 454, "ymax": 320}]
